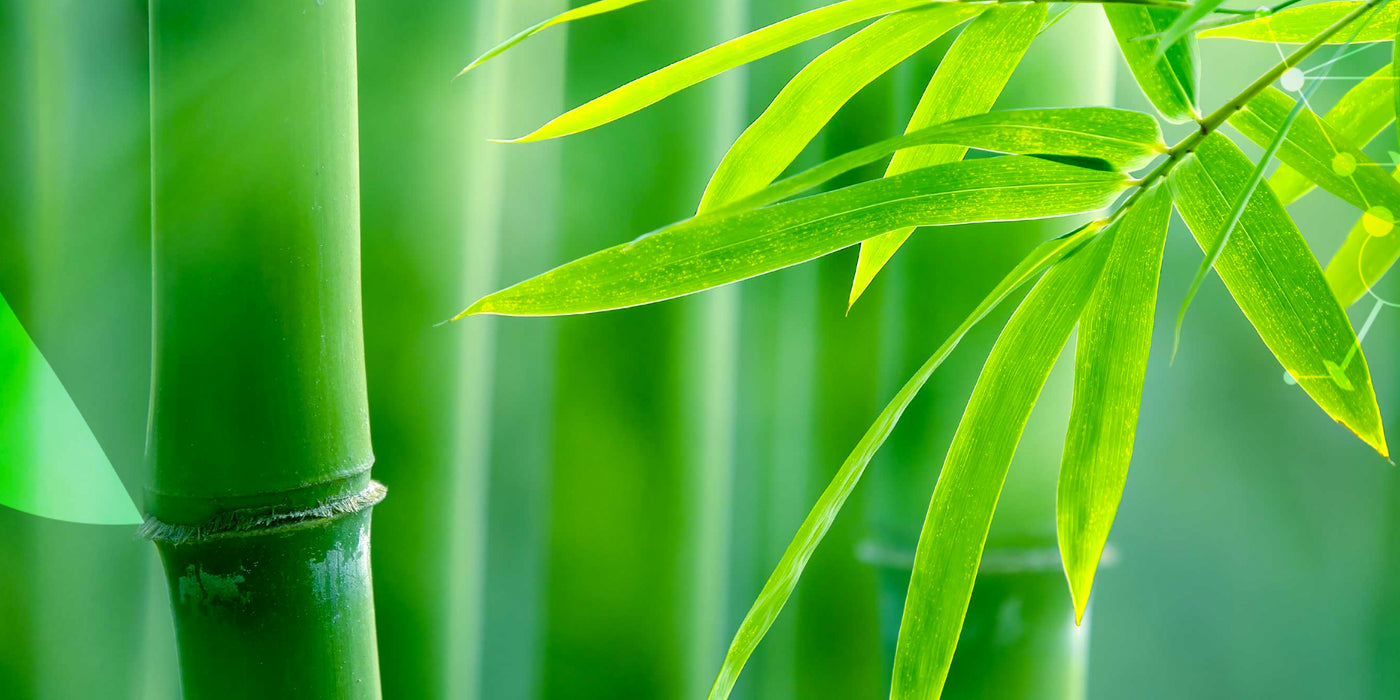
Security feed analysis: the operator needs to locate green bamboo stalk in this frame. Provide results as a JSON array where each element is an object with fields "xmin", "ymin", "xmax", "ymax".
[
  {"xmin": 865, "ymin": 9, "xmax": 1113, "ymax": 697},
  {"xmin": 143, "ymin": 1, "xmax": 381, "ymax": 697},
  {"xmin": 681, "ymin": 0, "xmax": 747, "ymax": 696},
  {"xmin": 0, "ymin": 1, "xmax": 178, "ymax": 697}
]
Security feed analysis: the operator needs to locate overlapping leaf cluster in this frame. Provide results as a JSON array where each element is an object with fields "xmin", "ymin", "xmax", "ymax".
[{"xmin": 456, "ymin": 1, "xmax": 1399, "ymax": 697}]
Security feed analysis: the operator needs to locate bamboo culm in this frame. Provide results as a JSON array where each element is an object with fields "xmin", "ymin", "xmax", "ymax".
[{"xmin": 144, "ymin": 1, "xmax": 382, "ymax": 697}]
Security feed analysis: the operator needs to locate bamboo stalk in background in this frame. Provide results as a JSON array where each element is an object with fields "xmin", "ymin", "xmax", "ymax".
[
  {"xmin": 0, "ymin": 1, "xmax": 178, "ymax": 697},
  {"xmin": 144, "ymin": 1, "xmax": 382, "ymax": 696},
  {"xmin": 359, "ymin": 0, "xmax": 567, "ymax": 697},
  {"xmin": 865, "ymin": 10, "xmax": 1114, "ymax": 698},
  {"xmin": 681, "ymin": 0, "xmax": 748, "ymax": 696}
]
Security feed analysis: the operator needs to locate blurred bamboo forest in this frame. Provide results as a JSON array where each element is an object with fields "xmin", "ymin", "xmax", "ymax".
[{"xmin": 5, "ymin": 1, "xmax": 1400, "ymax": 698}]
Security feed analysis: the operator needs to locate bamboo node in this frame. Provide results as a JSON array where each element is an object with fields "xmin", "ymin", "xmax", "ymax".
[{"xmin": 138, "ymin": 480, "xmax": 387, "ymax": 544}]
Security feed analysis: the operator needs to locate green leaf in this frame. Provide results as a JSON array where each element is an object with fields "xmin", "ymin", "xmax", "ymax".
[
  {"xmin": 890, "ymin": 225, "xmax": 1117, "ymax": 700},
  {"xmin": 1104, "ymin": 5, "xmax": 1201, "ymax": 124},
  {"xmin": 1199, "ymin": 1, "xmax": 1400, "ymax": 43},
  {"xmin": 456, "ymin": 0, "xmax": 653, "ymax": 78},
  {"xmin": 724, "ymin": 107, "xmax": 1163, "ymax": 213},
  {"xmin": 851, "ymin": 4, "xmax": 1047, "ymax": 307},
  {"xmin": 1324, "ymin": 175, "xmax": 1400, "ymax": 305},
  {"xmin": 1270, "ymin": 63, "xmax": 1395, "ymax": 205},
  {"xmin": 457, "ymin": 157, "xmax": 1130, "ymax": 317},
  {"xmin": 1151, "ymin": 0, "xmax": 1225, "ymax": 63},
  {"xmin": 1057, "ymin": 184, "xmax": 1170, "ymax": 626},
  {"xmin": 700, "ymin": 4, "xmax": 984, "ymax": 211},
  {"xmin": 1168, "ymin": 133, "xmax": 1387, "ymax": 456},
  {"xmin": 505, "ymin": 0, "xmax": 946, "ymax": 142},
  {"xmin": 0, "ymin": 291, "xmax": 140, "ymax": 525},
  {"xmin": 706, "ymin": 223, "xmax": 1101, "ymax": 700},
  {"xmin": 1230, "ymin": 87, "xmax": 1400, "ymax": 215}
]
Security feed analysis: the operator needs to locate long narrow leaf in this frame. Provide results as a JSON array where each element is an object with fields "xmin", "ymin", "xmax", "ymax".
[
  {"xmin": 505, "ymin": 0, "xmax": 946, "ymax": 142},
  {"xmin": 890, "ymin": 226, "xmax": 1117, "ymax": 700},
  {"xmin": 1199, "ymin": 1, "xmax": 1400, "ymax": 42},
  {"xmin": 723, "ymin": 107, "xmax": 1163, "ymax": 214},
  {"xmin": 457, "ymin": 0, "xmax": 653, "ymax": 78},
  {"xmin": 1325, "ymin": 168, "xmax": 1400, "ymax": 305},
  {"xmin": 1168, "ymin": 133, "xmax": 1387, "ymax": 455},
  {"xmin": 1057, "ymin": 184, "xmax": 1170, "ymax": 625},
  {"xmin": 457, "ymin": 157, "xmax": 1130, "ymax": 317},
  {"xmin": 1152, "ymin": 0, "xmax": 1225, "ymax": 64},
  {"xmin": 1230, "ymin": 87, "xmax": 1400, "ymax": 215},
  {"xmin": 707, "ymin": 223, "xmax": 1101, "ymax": 700},
  {"xmin": 1270, "ymin": 63, "xmax": 1395, "ymax": 205},
  {"xmin": 851, "ymin": 4, "xmax": 1047, "ymax": 307},
  {"xmin": 1104, "ymin": 4, "xmax": 1201, "ymax": 123},
  {"xmin": 701, "ymin": 4, "xmax": 983, "ymax": 210}
]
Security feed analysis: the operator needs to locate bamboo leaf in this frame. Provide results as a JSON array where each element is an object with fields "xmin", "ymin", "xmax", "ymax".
[
  {"xmin": 1230, "ymin": 86, "xmax": 1400, "ymax": 215},
  {"xmin": 890, "ymin": 225, "xmax": 1117, "ymax": 700},
  {"xmin": 725, "ymin": 107, "xmax": 1163, "ymax": 213},
  {"xmin": 1199, "ymin": 1, "xmax": 1400, "ymax": 43},
  {"xmin": 505, "ymin": 0, "xmax": 950, "ymax": 142},
  {"xmin": 457, "ymin": 157, "xmax": 1130, "ymax": 317},
  {"xmin": 1151, "ymin": 0, "xmax": 1225, "ymax": 63},
  {"xmin": 1325, "ymin": 168, "xmax": 1400, "ymax": 305},
  {"xmin": 1104, "ymin": 4, "xmax": 1202, "ymax": 124},
  {"xmin": 701, "ymin": 5, "xmax": 984, "ymax": 211},
  {"xmin": 457, "ymin": 0, "xmax": 653, "ymax": 78},
  {"xmin": 1270, "ymin": 63, "xmax": 1395, "ymax": 205},
  {"xmin": 851, "ymin": 4, "xmax": 1047, "ymax": 307},
  {"xmin": 707, "ymin": 223, "xmax": 1101, "ymax": 700},
  {"xmin": 1168, "ymin": 133, "xmax": 1387, "ymax": 455},
  {"xmin": 1057, "ymin": 184, "xmax": 1170, "ymax": 626}
]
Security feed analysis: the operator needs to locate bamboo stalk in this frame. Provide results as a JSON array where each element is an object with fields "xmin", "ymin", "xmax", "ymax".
[
  {"xmin": 144, "ymin": 1, "xmax": 381, "ymax": 696},
  {"xmin": 865, "ymin": 9, "xmax": 1114, "ymax": 698}
]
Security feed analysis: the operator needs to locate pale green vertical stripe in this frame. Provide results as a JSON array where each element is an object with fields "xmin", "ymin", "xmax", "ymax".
[{"xmin": 683, "ymin": 1, "xmax": 747, "ymax": 697}]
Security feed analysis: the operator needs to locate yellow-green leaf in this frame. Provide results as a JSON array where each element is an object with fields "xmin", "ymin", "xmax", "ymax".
[
  {"xmin": 1168, "ymin": 133, "xmax": 1386, "ymax": 456},
  {"xmin": 1104, "ymin": 5, "xmax": 1201, "ymax": 124},
  {"xmin": 706, "ymin": 223, "xmax": 1100, "ymax": 700},
  {"xmin": 1270, "ymin": 63, "xmax": 1395, "ymax": 205},
  {"xmin": 506, "ymin": 0, "xmax": 946, "ymax": 142},
  {"xmin": 851, "ymin": 4, "xmax": 1047, "ymax": 307},
  {"xmin": 1325, "ymin": 168, "xmax": 1400, "ymax": 305},
  {"xmin": 722, "ymin": 107, "xmax": 1164, "ymax": 214},
  {"xmin": 700, "ymin": 4, "xmax": 983, "ymax": 211},
  {"xmin": 891, "ymin": 225, "xmax": 1117, "ymax": 700},
  {"xmin": 456, "ymin": 0, "xmax": 653, "ymax": 78},
  {"xmin": 457, "ymin": 157, "xmax": 1129, "ymax": 317},
  {"xmin": 1230, "ymin": 87, "xmax": 1400, "ymax": 216},
  {"xmin": 1057, "ymin": 184, "xmax": 1170, "ymax": 626},
  {"xmin": 1199, "ymin": 1, "xmax": 1400, "ymax": 43}
]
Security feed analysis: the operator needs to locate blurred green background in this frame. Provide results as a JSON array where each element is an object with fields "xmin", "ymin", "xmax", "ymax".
[{"xmin": 3, "ymin": 1, "xmax": 1400, "ymax": 698}]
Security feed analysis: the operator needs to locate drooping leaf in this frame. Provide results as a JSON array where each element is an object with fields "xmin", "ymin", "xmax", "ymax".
[
  {"xmin": 0, "ymin": 291, "xmax": 140, "ymax": 525},
  {"xmin": 504, "ymin": 0, "xmax": 949, "ymax": 142},
  {"xmin": 1230, "ymin": 86, "xmax": 1400, "ymax": 215},
  {"xmin": 1199, "ymin": 1, "xmax": 1400, "ymax": 43},
  {"xmin": 456, "ymin": 0, "xmax": 653, "ymax": 78},
  {"xmin": 1325, "ymin": 167, "xmax": 1400, "ymax": 305},
  {"xmin": 1057, "ymin": 184, "xmax": 1170, "ymax": 626},
  {"xmin": 1039, "ymin": 3, "xmax": 1077, "ymax": 34},
  {"xmin": 850, "ymin": 4, "xmax": 1047, "ymax": 307},
  {"xmin": 700, "ymin": 4, "xmax": 983, "ymax": 210},
  {"xmin": 1103, "ymin": 4, "xmax": 1201, "ymax": 124},
  {"xmin": 706, "ymin": 223, "xmax": 1101, "ymax": 700},
  {"xmin": 722, "ymin": 107, "xmax": 1163, "ymax": 213},
  {"xmin": 1168, "ymin": 133, "xmax": 1387, "ymax": 455},
  {"xmin": 1270, "ymin": 63, "xmax": 1395, "ymax": 205},
  {"xmin": 457, "ymin": 157, "xmax": 1130, "ymax": 317},
  {"xmin": 890, "ymin": 226, "xmax": 1117, "ymax": 700}
]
